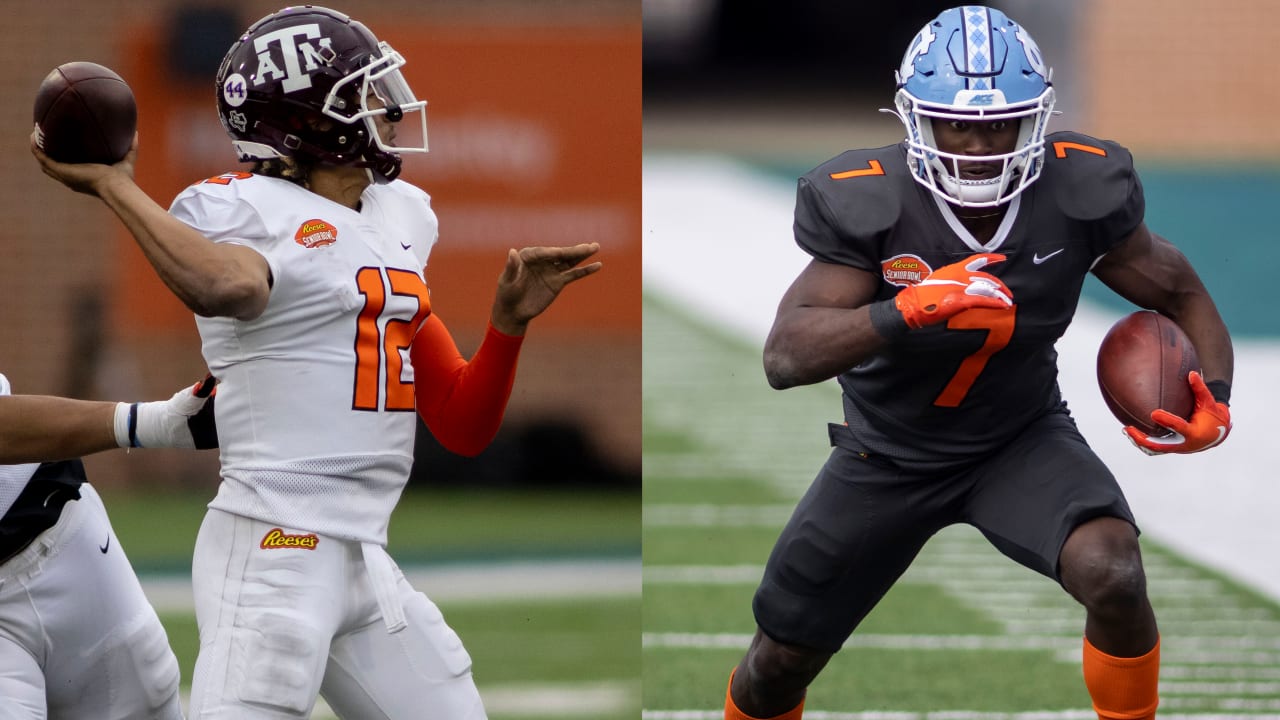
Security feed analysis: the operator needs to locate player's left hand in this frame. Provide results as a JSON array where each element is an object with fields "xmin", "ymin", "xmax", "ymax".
[
  {"xmin": 1124, "ymin": 371, "xmax": 1231, "ymax": 455},
  {"xmin": 490, "ymin": 243, "xmax": 602, "ymax": 335},
  {"xmin": 116, "ymin": 375, "xmax": 219, "ymax": 450},
  {"xmin": 30, "ymin": 129, "xmax": 137, "ymax": 196}
]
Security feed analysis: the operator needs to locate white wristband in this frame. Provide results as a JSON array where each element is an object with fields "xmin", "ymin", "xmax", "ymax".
[{"xmin": 114, "ymin": 402, "xmax": 139, "ymax": 448}]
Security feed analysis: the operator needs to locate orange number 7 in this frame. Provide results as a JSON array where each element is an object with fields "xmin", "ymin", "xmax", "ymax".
[
  {"xmin": 933, "ymin": 306, "xmax": 1017, "ymax": 408},
  {"xmin": 1053, "ymin": 141, "xmax": 1106, "ymax": 159},
  {"xmin": 353, "ymin": 267, "xmax": 431, "ymax": 412}
]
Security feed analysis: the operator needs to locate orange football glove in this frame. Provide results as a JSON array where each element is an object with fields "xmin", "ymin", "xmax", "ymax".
[
  {"xmin": 1124, "ymin": 371, "xmax": 1231, "ymax": 455},
  {"xmin": 894, "ymin": 253, "xmax": 1013, "ymax": 329}
]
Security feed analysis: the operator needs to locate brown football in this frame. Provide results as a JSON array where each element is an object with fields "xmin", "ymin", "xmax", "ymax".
[
  {"xmin": 1096, "ymin": 310, "xmax": 1199, "ymax": 436},
  {"xmin": 33, "ymin": 61, "xmax": 136, "ymax": 165}
]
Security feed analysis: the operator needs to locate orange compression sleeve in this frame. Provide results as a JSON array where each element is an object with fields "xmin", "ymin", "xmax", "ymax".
[
  {"xmin": 725, "ymin": 668, "xmax": 805, "ymax": 720},
  {"xmin": 1082, "ymin": 635, "xmax": 1160, "ymax": 720},
  {"xmin": 409, "ymin": 314, "xmax": 524, "ymax": 457}
]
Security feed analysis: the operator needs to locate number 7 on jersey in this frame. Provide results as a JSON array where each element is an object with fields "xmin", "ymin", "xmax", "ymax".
[{"xmin": 933, "ymin": 306, "xmax": 1017, "ymax": 408}]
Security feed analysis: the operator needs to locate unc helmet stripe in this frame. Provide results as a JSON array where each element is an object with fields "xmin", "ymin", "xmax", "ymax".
[{"xmin": 963, "ymin": 5, "xmax": 993, "ymax": 90}]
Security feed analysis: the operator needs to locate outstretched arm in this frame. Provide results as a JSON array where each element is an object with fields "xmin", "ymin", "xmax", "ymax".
[
  {"xmin": 0, "ymin": 378, "xmax": 218, "ymax": 464},
  {"xmin": 410, "ymin": 315, "xmax": 522, "ymax": 457},
  {"xmin": 0, "ymin": 396, "xmax": 116, "ymax": 463},
  {"xmin": 488, "ymin": 243, "xmax": 602, "ymax": 335},
  {"xmin": 410, "ymin": 242, "xmax": 601, "ymax": 456}
]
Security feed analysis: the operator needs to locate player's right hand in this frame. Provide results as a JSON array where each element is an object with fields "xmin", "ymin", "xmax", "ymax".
[
  {"xmin": 893, "ymin": 253, "xmax": 1013, "ymax": 329},
  {"xmin": 30, "ymin": 129, "xmax": 137, "ymax": 197}
]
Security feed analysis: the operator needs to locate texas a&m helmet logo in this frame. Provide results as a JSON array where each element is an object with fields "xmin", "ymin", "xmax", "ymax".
[
  {"xmin": 881, "ymin": 254, "xmax": 933, "ymax": 287},
  {"xmin": 221, "ymin": 24, "xmax": 333, "ymax": 108},
  {"xmin": 295, "ymin": 219, "xmax": 338, "ymax": 249},
  {"xmin": 251, "ymin": 24, "xmax": 333, "ymax": 93}
]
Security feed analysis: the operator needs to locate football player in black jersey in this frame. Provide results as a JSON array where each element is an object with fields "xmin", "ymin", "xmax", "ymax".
[{"xmin": 725, "ymin": 6, "xmax": 1233, "ymax": 720}]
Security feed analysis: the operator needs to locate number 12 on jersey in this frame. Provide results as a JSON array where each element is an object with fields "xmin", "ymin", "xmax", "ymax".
[{"xmin": 353, "ymin": 267, "xmax": 431, "ymax": 412}]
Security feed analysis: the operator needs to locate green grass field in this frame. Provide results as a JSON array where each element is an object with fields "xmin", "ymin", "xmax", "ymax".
[
  {"xmin": 99, "ymin": 485, "xmax": 640, "ymax": 719},
  {"xmin": 104, "ymin": 487, "xmax": 640, "ymax": 571},
  {"xmin": 642, "ymin": 293, "xmax": 1280, "ymax": 717}
]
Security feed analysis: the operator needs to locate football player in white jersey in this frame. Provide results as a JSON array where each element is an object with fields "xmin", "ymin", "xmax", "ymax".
[
  {"xmin": 33, "ymin": 6, "xmax": 601, "ymax": 719},
  {"xmin": 0, "ymin": 374, "xmax": 215, "ymax": 719}
]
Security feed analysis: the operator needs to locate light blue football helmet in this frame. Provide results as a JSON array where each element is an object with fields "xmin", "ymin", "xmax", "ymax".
[{"xmin": 889, "ymin": 6, "xmax": 1056, "ymax": 207}]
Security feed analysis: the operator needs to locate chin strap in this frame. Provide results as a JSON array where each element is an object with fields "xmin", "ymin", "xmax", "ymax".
[
  {"xmin": 239, "ymin": 122, "xmax": 354, "ymax": 164},
  {"xmin": 354, "ymin": 150, "xmax": 401, "ymax": 184},
  {"xmin": 240, "ymin": 121, "xmax": 402, "ymax": 184}
]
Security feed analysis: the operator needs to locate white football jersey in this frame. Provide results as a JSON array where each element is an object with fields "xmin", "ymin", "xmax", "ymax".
[{"xmin": 170, "ymin": 173, "xmax": 439, "ymax": 544}]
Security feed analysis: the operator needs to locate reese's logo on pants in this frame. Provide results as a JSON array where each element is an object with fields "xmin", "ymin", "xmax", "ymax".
[{"xmin": 260, "ymin": 528, "xmax": 319, "ymax": 550}]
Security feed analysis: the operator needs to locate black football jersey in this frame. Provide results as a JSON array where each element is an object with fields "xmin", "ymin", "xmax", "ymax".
[{"xmin": 794, "ymin": 131, "xmax": 1144, "ymax": 464}]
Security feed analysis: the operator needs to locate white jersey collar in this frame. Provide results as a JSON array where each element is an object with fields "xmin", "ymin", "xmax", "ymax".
[{"xmin": 931, "ymin": 191, "xmax": 1022, "ymax": 253}]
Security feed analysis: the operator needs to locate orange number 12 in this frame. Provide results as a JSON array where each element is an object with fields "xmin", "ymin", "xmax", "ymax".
[
  {"xmin": 933, "ymin": 306, "xmax": 1017, "ymax": 408},
  {"xmin": 353, "ymin": 267, "xmax": 431, "ymax": 411}
]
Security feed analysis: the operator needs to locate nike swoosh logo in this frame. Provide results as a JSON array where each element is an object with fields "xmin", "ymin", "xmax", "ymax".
[
  {"xmin": 1032, "ymin": 249, "xmax": 1064, "ymax": 264},
  {"xmin": 100, "ymin": 537, "xmax": 110, "ymax": 554},
  {"xmin": 400, "ymin": 242, "xmax": 412, "ymax": 250}
]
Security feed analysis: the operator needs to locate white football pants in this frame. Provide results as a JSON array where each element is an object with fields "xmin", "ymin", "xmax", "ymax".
[
  {"xmin": 0, "ymin": 485, "xmax": 183, "ymax": 720},
  {"xmin": 188, "ymin": 508, "xmax": 486, "ymax": 719}
]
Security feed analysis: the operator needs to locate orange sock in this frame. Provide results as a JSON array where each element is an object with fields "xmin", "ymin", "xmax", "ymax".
[
  {"xmin": 1082, "ymin": 635, "xmax": 1160, "ymax": 720},
  {"xmin": 724, "ymin": 668, "xmax": 805, "ymax": 720}
]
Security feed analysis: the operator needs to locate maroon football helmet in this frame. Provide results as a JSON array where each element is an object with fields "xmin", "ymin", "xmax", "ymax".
[{"xmin": 215, "ymin": 5, "xmax": 427, "ymax": 183}]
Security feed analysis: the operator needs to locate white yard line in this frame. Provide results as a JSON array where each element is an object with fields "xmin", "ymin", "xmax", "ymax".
[
  {"xmin": 646, "ymin": 631, "xmax": 1280, "ymax": 661},
  {"xmin": 481, "ymin": 680, "xmax": 640, "ymax": 716},
  {"xmin": 182, "ymin": 680, "xmax": 639, "ymax": 719},
  {"xmin": 643, "ymin": 711, "xmax": 1280, "ymax": 720},
  {"xmin": 643, "ymin": 503, "xmax": 796, "ymax": 527},
  {"xmin": 140, "ymin": 557, "xmax": 640, "ymax": 613},
  {"xmin": 162, "ymin": 559, "xmax": 641, "ymax": 717}
]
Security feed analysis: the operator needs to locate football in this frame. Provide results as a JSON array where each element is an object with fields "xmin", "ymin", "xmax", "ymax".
[
  {"xmin": 1096, "ymin": 310, "xmax": 1199, "ymax": 436},
  {"xmin": 33, "ymin": 61, "xmax": 136, "ymax": 165}
]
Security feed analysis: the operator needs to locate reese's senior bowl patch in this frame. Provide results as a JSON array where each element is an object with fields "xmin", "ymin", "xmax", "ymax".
[
  {"xmin": 881, "ymin": 253, "xmax": 932, "ymax": 287},
  {"xmin": 260, "ymin": 528, "xmax": 319, "ymax": 550},
  {"xmin": 295, "ymin": 219, "xmax": 338, "ymax": 249}
]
